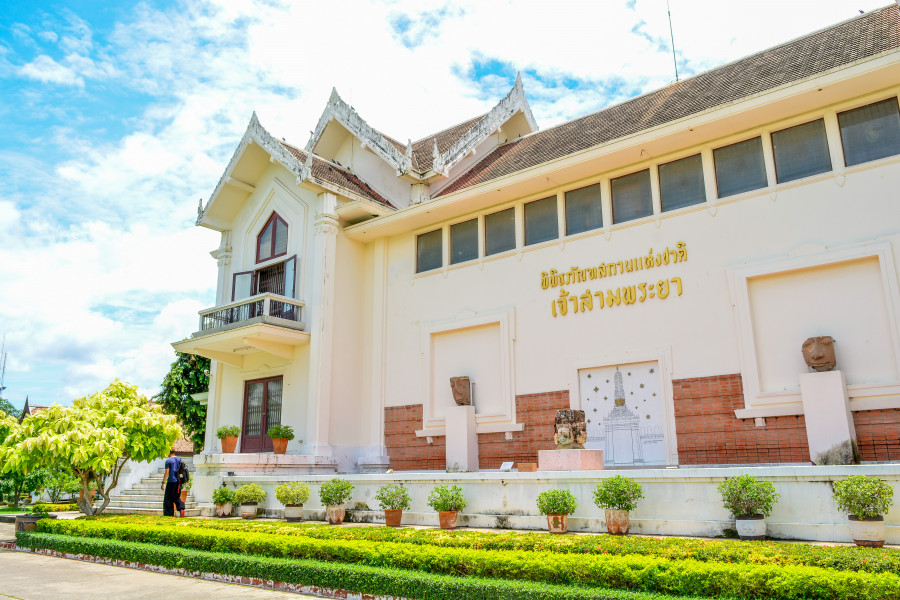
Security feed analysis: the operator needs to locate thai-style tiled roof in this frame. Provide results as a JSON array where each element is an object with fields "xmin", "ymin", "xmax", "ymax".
[{"xmin": 436, "ymin": 5, "xmax": 900, "ymax": 197}]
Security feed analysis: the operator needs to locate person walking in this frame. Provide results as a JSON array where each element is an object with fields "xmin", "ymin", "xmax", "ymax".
[{"xmin": 161, "ymin": 448, "xmax": 185, "ymax": 517}]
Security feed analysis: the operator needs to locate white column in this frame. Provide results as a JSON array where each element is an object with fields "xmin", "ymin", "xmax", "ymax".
[
  {"xmin": 369, "ymin": 238, "xmax": 388, "ymax": 456},
  {"xmin": 202, "ymin": 360, "xmax": 221, "ymax": 454},
  {"xmin": 305, "ymin": 192, "xmax": 339, "ymax": 457}
]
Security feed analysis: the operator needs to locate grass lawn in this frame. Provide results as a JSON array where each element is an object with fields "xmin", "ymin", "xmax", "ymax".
[
  {"xmin": 0, "ymin": 506, "xmax": 29, "ymax": 514},
  {"xmin": 19, "ymin": 515, "xmax": 900, "ymax": 600}
]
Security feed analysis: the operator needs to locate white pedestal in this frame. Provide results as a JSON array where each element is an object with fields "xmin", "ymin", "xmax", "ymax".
[
  {"xmin": 445, "ymin": 405, "xmax": 479, "ymax": 472},
  {"xmin": 799, "ymin": 370, "xmax": 857, "ymax": 464},
  {"xmin": 538, "ymin": 449, "xmax": 604, "ymax": 471}
]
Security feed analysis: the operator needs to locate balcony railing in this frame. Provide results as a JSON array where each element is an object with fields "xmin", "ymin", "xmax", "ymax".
[{"xmin": 198, "ymin": 293, "xmax": 305, "ymax": 332}]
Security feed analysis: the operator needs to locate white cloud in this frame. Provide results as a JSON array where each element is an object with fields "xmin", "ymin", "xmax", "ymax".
[{"xmin": 18, "ymin": 54, "xmax": 84, "ymax": 86}]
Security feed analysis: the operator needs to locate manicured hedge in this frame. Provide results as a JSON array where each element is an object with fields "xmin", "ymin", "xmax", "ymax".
[
  {"xmin": 36, "ymin": 519, "xmax": 900, "ymax": 600},
  {"xmin": 31, "ymin": 503, "xmax": 79, "ymax": 513},
  {"xmin": 94, "ymin": 515, "xmax": 900, "ymax": 575},
  {"xmin": 16, "ymin": 532, "xmax": 692, "ymax": 600}
]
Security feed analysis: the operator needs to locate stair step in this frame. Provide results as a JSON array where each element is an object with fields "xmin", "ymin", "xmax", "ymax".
[
  {"xmin": 110, "ymin": 494, "xmax": 196, "ymax": 503},
  {"xmin": 101, "ymin": 501, "xmax": 198, "ymax": 510},
  {"xmin": 100, "ymin": 507, "xmax": 202, "ymax": 516}
]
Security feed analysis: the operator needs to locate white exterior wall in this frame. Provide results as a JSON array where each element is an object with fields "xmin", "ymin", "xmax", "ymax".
[{"xmin": 334, "ymin": 135, "xmax": 410, "ymax": 206}]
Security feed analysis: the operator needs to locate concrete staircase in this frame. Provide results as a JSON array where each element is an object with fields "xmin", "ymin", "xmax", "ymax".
[{"xmin": 98, "ymin": 457, "xmax": 201, "ymax": 516}]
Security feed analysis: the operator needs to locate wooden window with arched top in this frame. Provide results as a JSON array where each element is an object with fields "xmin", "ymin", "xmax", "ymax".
[{"xmin": 256, "ymin": 212, "xmax": 288, "ymax": 263}]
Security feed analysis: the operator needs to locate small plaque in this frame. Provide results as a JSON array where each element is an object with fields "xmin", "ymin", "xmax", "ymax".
[{"xmin": 499, "ymin": 461, "xmax": 514, "ymax": 472}]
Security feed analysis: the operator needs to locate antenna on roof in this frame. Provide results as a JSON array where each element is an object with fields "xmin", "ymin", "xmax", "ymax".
[{"xmin": 667, "ymin": 0, "xmax": 679, "ymax": 82}]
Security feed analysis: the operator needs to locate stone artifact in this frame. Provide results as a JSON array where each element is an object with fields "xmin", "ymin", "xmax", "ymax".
[
  {"xmin": 450, "ymin": 376, "xmax": 471, "ymax": 406},
  {"xmin": 802, "ymin": 336, "xmax": 836, "ymax": 372},
  {"xmin": 554, "ymin": 409, "xmax": 587, "ymax": 450}
]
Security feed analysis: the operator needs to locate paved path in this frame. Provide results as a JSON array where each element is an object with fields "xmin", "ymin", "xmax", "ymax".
[{"xmin": 0, "ymin": 550, "xmax": 316, "ymax": 599}]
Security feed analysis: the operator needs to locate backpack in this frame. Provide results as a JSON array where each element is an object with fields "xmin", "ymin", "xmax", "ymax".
[{"xmin": 177, "ymin": 459, "xmax": 190, "ymax": 485}]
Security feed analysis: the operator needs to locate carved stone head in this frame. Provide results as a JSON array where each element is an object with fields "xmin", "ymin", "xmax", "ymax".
[
  {"xmin": 802, "ymin": 336, "xmax": 836, "ymax": 372},
  {"xmin": 449, "ymin": 376, "xmax": 471, "ymax": 406},
  {"xmin": 554, "ymin": 409, "xmax": 586, "ymax": 450}
]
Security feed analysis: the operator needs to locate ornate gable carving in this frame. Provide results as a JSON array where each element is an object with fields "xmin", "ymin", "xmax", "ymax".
[
  {"xmin": 432, "ymin": 73, "xmax": 538, "ymax": 176},
  {"xmin": 306, "ymin": 88, "xmax": 413, "ymax": 176}
]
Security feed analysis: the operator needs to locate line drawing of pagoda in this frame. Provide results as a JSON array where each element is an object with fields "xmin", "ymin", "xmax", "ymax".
[{"xmin": 604, "ymin": 369, "xmax": 645, "ymax": 465}]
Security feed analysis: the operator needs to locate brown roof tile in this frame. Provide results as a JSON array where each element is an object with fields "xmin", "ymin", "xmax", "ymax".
[
  {"xmin": 438, "ymin": 6, "xmax": 900, "ymax": 197},
  {"xmin": 279, "ymin": 142, "xmax": 395, "ymax": 208}
]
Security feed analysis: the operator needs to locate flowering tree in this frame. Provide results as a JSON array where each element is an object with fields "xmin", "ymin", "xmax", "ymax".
[{"xmin": 0, "ymin": 380, "xmax": 181, "ymax": 515}]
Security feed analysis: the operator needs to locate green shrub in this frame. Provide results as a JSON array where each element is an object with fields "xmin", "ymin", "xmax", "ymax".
[
  {"xmin": 211, "ymin": 487, "xmax": 235, "ymax": 505},
  {"xmin": 276, "ymin": 482, "xmax": 310, "ymax": 506},
  {"xmin": 30, "ymin": 521, "xmax": 900, "ymax": 600},
  {"xmin": 30, "ymin": 503, "xmax": 78, "ymax": 513},
  {"xmin": 833, "ymin": 475, "xmax": 895, "ymax": 519},
  {"xmin": 536, "ymin": 489, "xmax": 578, "ymax": 516},
  {"xmin": 17, "ymin": 531, "xmax": 690, "ymax": 600},
  {"xmin": 593, "ymin": 476, "xmax": 644, "ymax": 511},
  {"xmin": 319, "ymin": 479, "xmax": 354, "ymax": 506},
  {"xmin": 375, "ymin": 484, "xmax": 410, "ymax": 511},
  {"xmin": 266, "ymin": 424, "xmax": 294, "ymax": 440},
  {"xmin": 427, "ymin": 485, "xmax": 467, "ymax": 512},
  {"xmin": 216, "ymin": 425, "xmax": 240, "ymax": 439},
  {"xmin": 233, "ymin": 483, "xmax": 266, "ymax": 505},
  {"xmin": 718, "ymin": 475, "xmax": 780, "ymax": 517}
]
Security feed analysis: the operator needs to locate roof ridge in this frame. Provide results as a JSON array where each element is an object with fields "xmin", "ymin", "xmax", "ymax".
[{"xmin": 411, "ymin": 113, "xmax": 487, "ymax": 146}]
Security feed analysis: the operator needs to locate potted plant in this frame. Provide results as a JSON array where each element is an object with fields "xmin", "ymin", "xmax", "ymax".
[
  {"xmin": 180, "ymin": 478, "xmax": 192, "ymax": 504},
  {"xmin": 276, "ymin": 481, "xmax": 310, "ymax": 523},
  {"xmin": 718, "ymin": 474, "xmax": 780, "ymax": 540},
  {"xmin": 234, "ymin": 483, "xmax": 266, "ymax": 519},
  {"xmin": 319, "ymin": 478, "xmax": 354, "ymax": 525},
  {"xmin": 216, "ymin": 425, "xmax": 241, "ymax": 453},
  {"xmin": 376, "ymin": 483, "xmax": 411, "ymax": 527},
  {"xmin": 212, "ymin": 486, "xmax": 235, "ymax": 517},
  {"xmin": 593, "ymin": 475, "xmax": 644, "ymax": 535},
  {"xmin": 267, "ymin": 424, "xmax": 294, "ymax": 455},
  {"xmin": 427, "ymin": 484, "xmax": 467, "ymax": 530},
  {"xmin": 536, "ymin": 489, "xmax": 578, "ymax": 534},
  {"xmin": 833, "ymin": 474, "xmax": 895, "ymax": 548}
]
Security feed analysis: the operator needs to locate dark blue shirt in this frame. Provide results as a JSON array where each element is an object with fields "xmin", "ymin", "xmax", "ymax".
[{"xmin": 165, "ymin": 456, "xmax": 181, "ymax": 483}]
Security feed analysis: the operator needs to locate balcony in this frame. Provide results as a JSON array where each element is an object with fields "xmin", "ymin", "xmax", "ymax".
[{"xmin": 172, "ymin": 293, "xmax": 309, "ymax": 368}]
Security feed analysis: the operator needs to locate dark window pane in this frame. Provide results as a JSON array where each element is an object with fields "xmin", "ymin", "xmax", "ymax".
[
  {"xmin": 283, "ymin": 256, "xmax": 295, "ymax": 299},
  {"xmin": 484, "ymin": 208, "xmax": 515, "ymax": 256},
  {"xmin": 565, "ymin": 183, "xmax": 603, "ymax": 235},
  {"xmin": 524, "ymin": 196, "xmax": 558, "ymax": 246},
  {"xmin": 450, "ymin": 219, "xmax": 478, "ymax": 264},
  {"xmin": 258, "ymin": 221, "xmax": 273, "ymax": 261},
  {"xmin": 274, "ymin": 218, "xmax": 288, "ymax": 256},
  {"xmin": 267, "ymin": 379, "xmax": 282, "ymax": 430},
  {"xmin": 839, "ymin": 98, "xmax": 900, "ymax": 167},
  {"xmin": 233, "ymin": 272, "xmax": 253, "ymax": 301},
  {"xmin": 659, "ymin": 154, "xmax": 706, "ymax": 211},
  {"xmin": 245, "ymin": 383, "xmax": 264, "ymax": 436},
  {"xmin": 772, "ymin": 119, "xmax": 831, "ymax": 183},
  {"xmin": 611, "ymin": 170, "xmax": 652, "ymax": 223},
  {"xmin": 714, "ymin": 137, "xmax": 768, "ymax": 198},
  {"xmin": 416, "ymin": 229, "xmax": 442, "ymax": 273},
  {"xmin": 257, "ymin": 261, "xmax": 285, "ymax": 295}
]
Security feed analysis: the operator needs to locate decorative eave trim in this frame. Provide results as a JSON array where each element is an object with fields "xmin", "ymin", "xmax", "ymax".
[
  {"xmin": 305, "ymin": 88, "xmax": 413, "ymax": 176},
  {"xmin": 432, "ymin": 72, "xmax": 538, "ymax": 176}
]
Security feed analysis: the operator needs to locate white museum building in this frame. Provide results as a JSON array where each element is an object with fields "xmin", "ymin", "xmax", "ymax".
[{"xmin": 173, "ymin": 6, "xmax": 900, "ymax": 540}]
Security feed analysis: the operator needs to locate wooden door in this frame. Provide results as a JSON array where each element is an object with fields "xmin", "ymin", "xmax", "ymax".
[{"xmin": 240, "ymin": 377, "xmax": 283, "ymax": 452}]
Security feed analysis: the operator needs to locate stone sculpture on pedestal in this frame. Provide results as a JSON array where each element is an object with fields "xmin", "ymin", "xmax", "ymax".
[
  {"xmin": 801, "ymin": 336, "xmax": 836, "ymax": 372},
  {"xmin": 554, "ymin": 409, "xmax": 587, "ymax": 450},
  {"xmin": 449, "ymin": 377, "xmax": 471, "ymax": 406}
]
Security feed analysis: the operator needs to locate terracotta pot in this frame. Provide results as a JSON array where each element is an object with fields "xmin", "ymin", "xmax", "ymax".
[
  {"xmin": 221, "ymin": 436, "xmax": 238, "ymax": 453},
  {"xmin": 438, "ymin": 510, "xmax": 459, "ymax": 530},
  {"xmin": 215, "ymin": 502, "xmax": 233, "ymax": 517},
  {"xmin": 848, "ymin": 515, "xmax": 886, "ymax": 548},
  {"xmin": 284, "ymin": 504, "xmax": 303, "ymax": 523},
  {"xmin": 605, "ymin": 509, "xmax": 630, "ymax": 535},
  {"xmin": 180, "ymin": 490, "xmax": 189, "ymax": 503},
  {"xmin": 384, "ymin": 509, "xmax": 403, "ymax": 527},
  {"xmin": 546, "ymin": 513, "xmax": 568, "ymax": 534},
  {"xmin": 272, "ymin": 438, "xmax": 289, "ymax": 454},
  {"xmin": 239, "ymin": 502, "xmax": 258, "ymax": 519},
  {"xmin": 735, "ymin": 515, "xmax": 766, "ymax": 540},
  {"xmin": 326, "ymin": 504, "xmax": 346, "ymax": 525}
]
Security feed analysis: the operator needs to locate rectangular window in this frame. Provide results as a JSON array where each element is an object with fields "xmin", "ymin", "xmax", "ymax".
[
  {"xmin": 484, "ymin": 208, "xmax": 515, "ymax": 256},
  {"xmin": 611, "ymin": 169, "xmax": 652, "ymax": 223},
  {"xmin": 565, "ymin": 182, "xmax": 603, "ymax": 235},
  {"xmin": 839, "ymin": 98, "xmax": 900, "ymax": 167},
  {"xmin": 714, "ymin": 137, "xmax": 768, "ymax": 198},
  {"xmin": 416, "ymin": 229, "xmax": 442, "ymax": 273},
  {"xmin": 524, "ymin": 196, "xmax": 558, "ymax": 246},
  {"xmin": 450, "ymin": 219, "xmax": 478, "ymax": 264},
  {"xmin": 659, "ymin": 154, "xmax": 706, "ymax": 212},
  {"xmin": 771, "ymin": 119, "xmax": 831, "ymax": 183}
]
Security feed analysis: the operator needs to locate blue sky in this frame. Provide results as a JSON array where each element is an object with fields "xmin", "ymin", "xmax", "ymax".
[{"xmin": 0, "ymin": 0, "xmax": 889, "ymax": 409}]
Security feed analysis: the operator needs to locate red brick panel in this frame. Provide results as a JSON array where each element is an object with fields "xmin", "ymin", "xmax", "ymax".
[
  {"xmin": 854, "ymin": 408, "xmax": 900, "ymax": 462},
  {"xmin": 673, "ymin": 374, "xmax": 811, "ymax": 465},
  {"xmin": 384, "ymin": 390, "xmax": 570, "ymax": 471}
]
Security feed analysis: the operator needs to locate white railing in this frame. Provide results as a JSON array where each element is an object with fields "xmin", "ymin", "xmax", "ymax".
[{"xmin": 198, "ymin": 293, "xmax": 305, "ymax": 332}]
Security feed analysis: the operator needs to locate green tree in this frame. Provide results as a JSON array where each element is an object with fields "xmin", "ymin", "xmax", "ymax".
[
  {"xmin": 154, "ymin": 352, "xmax": 209, "ymax": 452},
  {"xmin": 0, "ymin": 398, "xmax": 18, "ymax": 418},
  {"xmin": 0, "ymin": 468, "xmax": 49, "ymax": 508},
  {"xmin": 0, "ymin": 380, "xmax": 181, "ymax": 515},
  {"xmin": 40, "ymin": 468, "xmax": 82, "ymax": 503}
]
